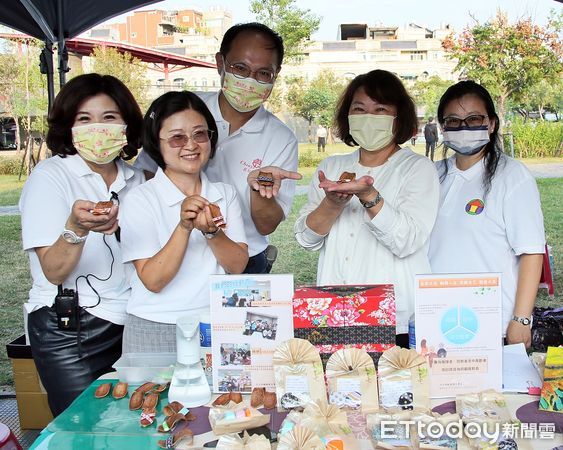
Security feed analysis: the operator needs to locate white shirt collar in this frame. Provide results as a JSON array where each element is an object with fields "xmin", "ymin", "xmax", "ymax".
[
  {"xmin": 63, "ymin": 154, "xmax": 136, "ymax": 182},
  {"xmin": 209, "ymin": 91, "xmax": 268, "ymax": 134},
  {"xmin": 446, "ymin": 155, "xmax": 485, "ymax": 181}
]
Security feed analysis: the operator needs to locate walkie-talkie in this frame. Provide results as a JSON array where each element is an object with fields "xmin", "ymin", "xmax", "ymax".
[{"xmin": 55, "ymin": 285, "xmax": 79, "ymax": 331}]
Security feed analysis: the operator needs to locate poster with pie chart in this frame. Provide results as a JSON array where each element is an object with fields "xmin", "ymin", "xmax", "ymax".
[{"xmin": 414, "ymin": 273, "xmax": 502, "ymax": 398}]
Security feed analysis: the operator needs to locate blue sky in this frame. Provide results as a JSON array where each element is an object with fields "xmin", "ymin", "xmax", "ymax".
[{"xmin": 114, "ymin": 0, "xmax": 558, "ymax": 39}]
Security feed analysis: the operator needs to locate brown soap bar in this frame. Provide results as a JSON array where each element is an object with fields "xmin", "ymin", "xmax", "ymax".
[
  {"xmin": 212, "ymin": 392, "xmax": 230, "ymax": 406},
  {"xmin": 91, "ymin": 201, "xmax": 114, "ymax": 215},
  {"xmin": 263, "ymin": 390, "xmax": 277, "ymax": 409},
  {"xmin": 256, "ymin": 171, "xmax": 274, "ymax": 186},
  {"xmin": 112, "ymin": 381, "xmax": 128, "ymax": 399},
  {"xmin": 337, "ymin": 172, "xmax": 356, "ymax": 183},
  {"xmin": 94, "ymin": 382, "xmax": 112, "ymax": 399},
  {"xmin": 209, "ymin": 203, "xmax": 226, "ymax": 229}
]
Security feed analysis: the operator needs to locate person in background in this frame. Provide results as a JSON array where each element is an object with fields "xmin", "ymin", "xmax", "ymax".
[
  {"xmin": 428, "ymin": 81, "xmax": 545, "ymax": 348},
  {"xmin": 317, "ymin": 125, "xmax": 328, "ymax": 152},
  {"xmin": 424, "ymin": 116, "xmax": 439, "ymax": 161},
  {"xmin": 134, "ymin": 23, "xmax": 301, "ymax": 274},
  {"xmin": 119, "ymin": 91, "xmax": 248, "ymax": 353},
  {"xmin": 410, "ymin": 129, "xmax": 417, "ymax": 147},
  {"xmin": 294, "ymin": 70, "xmax": 439, "ymax": 347},
  {"xmin": 19, "ymin": 74, "xmax": 144, "ymax": 415}
]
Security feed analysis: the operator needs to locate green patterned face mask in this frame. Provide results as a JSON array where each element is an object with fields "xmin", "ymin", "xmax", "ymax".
[
  {"xmin": 348, "ymin": 114, "xmax": 396, "ymax": 151},
  {"xmin": 221, "ymin": 70, "xmax": 274, "ymax": 113},
  {"xmin": 71, "ymin": 123, "xmax": 127, "ymax": 164}
]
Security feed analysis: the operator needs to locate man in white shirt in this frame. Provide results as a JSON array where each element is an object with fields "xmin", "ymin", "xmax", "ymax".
[
  {"xmin": 317, "ymin": 125, "xmax": 328, "ymax": 152},
  {"xmin": 136, "ymin": 23, "xmax": 301, "ymax": 273}
]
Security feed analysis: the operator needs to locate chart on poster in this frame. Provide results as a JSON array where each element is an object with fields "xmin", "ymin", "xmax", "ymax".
[
  {"xmin": 414, "ymin": 273, "xmax": 503, "ymax": 398},
  {"xmin": 209, "ymin": 274, "xmax": 294, "ymax": 393}
]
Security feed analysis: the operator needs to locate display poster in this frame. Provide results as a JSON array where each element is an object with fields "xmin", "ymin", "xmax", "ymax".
[
  {"xmin": 210, "ymin": 274, "xmax": 294, "ymax": 393},
  {"xmin": 414, "ymin": 273, "xmax": 502, "ymax": 398}
]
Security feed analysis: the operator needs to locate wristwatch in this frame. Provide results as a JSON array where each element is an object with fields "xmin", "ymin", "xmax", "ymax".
[
  {"xmin": 202, "ymin": 229, "xmax": 220, "ymax": 240},
  {"xmin": 359, "ymin": 191, "xmax": 382, "ymax": 209},
  {"xmin": 61, "ymin": 229, "xmax": 88, "ymax": 244},
  {"xmin": 511, "ymin": 315, "xmax": 531, "ymax": 326}
]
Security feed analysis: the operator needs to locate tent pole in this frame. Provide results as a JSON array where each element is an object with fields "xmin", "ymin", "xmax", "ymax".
[
  {"xmin": 39, "ymin": 41, "xmax": 55, "ymax": 112},
  {"xmin": 57, "ymin": 0, "xmax": 68, "ymax": 87}
]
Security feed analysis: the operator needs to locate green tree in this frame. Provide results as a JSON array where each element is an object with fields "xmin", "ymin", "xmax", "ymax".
[
  {"xmin": 517, "ymin": 77, "xmax": 563, "ymax": 121},
  {"xmin": 442, "ymin": 10, "xmax": 562, "ymax": 128},
  {"xmin": 411, "ymin": 76, "xmax": 453, "ymax": 119},
  {"xmin": 0, "ymin": 40, "xmax": 48, "ymax": 154},
  {"xmin": 285, "ymin": 70, "xmax": 346, "ymax": 147},
  {"xmin": 250, "ymin": 0, "xmax": 321, "ymax": 63},
  {"xmin": 89, "ymin": 46, "xmax": 150, "ymax": 111}
]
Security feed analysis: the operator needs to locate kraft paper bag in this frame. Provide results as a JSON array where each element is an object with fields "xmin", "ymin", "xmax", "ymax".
[
  {"xmin": 273, "ymin": 338, "xmax": 327, "ymax": 410},
  {"xmin": 300, "ymin": 400, "xmax": 358, "ymax": 450},
  {"xmin": 410, "ymin": 411, "xmax": 460, "ymax": 449},
  {"xmin": 366, "ymin": 410, "xmax": 415, "ymax": 450},
  {"xmin": 277, "ymin": 425, "xmax": 325, "ymax": 450},
  {"xmin": 377, "ymin": 346, "xmax": 430, "ymax": 412},
  {"xmin": 326, "ymin": 347, "xmax": 379, "ymax": 413},
  {"xmin": 216, "ymin": 431, "xmax": 271, "ymax": 450}
]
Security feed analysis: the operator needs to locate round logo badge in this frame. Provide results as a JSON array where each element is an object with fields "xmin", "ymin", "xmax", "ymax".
[{"xmin": 465, "ymin": 199, "xmax": 484, "ymax": 215}]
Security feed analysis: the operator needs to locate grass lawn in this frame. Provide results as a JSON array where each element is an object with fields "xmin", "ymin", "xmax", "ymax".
[
  {"xmin": 0, "ymin": 172, "xmax": 561, "ymax": 386},
  {"xmin": 0, "ymin": 175, "xmax": 26, "ymax": 207},
  {"xmin": 0, "ymin": 215, "xmax": 32, "ymax": 385}
]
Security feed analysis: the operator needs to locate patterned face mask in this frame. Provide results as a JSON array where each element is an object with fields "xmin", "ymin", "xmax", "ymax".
[
  {"xmin": 348, "ymin": 114, "xmax": 396, "ymax": 151},
  {"xmin": 71, "ymin": 123, "xmax": 127, "ymax": 164},
  {"xmin": 221, "ymin": 70, "xmax": 274, "ymax": 113}
]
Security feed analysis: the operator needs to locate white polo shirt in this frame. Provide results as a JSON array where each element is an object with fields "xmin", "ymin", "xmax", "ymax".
[
  {"xmin": 428, "ymin": 154, "xmax": 545, "ymax": 333},
  {"xmin": 120, "ymin": 168, "xmax": 247, "ymax": 323},
  {"xmin": 19, "ymin": 154, "xmax": 145, "ymax": 325},
  {"xmin": 135, "ymin": 91, "xmax": 298, "ymax": 257},
  {"xmin": 294, "ymin": 148, "xmax": 440, "ymax": 334}
]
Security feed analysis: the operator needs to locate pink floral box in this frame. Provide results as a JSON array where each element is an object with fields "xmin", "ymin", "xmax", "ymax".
[{"xmin": 293, "ymin": 285, "xmax": 396, "ymax": 364}]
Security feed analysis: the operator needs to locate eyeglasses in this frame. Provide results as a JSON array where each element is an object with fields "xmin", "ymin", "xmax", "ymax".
[
  {"xmin": 443, "ymin": 115, "xmax": 488, "ymax": 130},
  {"xmin": 160, "ymin": 129, "xmax": 214, "ymax": 148},
  {"xmin": 223, "ymin": 57, "xmax": 276, "ymax": 84}
]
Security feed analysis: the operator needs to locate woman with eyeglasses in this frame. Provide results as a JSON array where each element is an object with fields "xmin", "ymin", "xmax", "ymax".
[
  {"xmin": 428, "ymin": 81, "xmax": 545, "ymax": 348},
  {"xmin": 294, "ymin": 70, "xmax": 440, "ymax": 347},
  {"xmin": 119, "ymin": 91, "xmax": 248, "ymax": 354}
]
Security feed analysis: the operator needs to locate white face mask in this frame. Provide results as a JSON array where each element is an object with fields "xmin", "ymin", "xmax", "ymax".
[
  {"xmin": 348, "ymin": 114, "xmax": 395, "ymax": 151},
  {"xmin": 442, "ymin": 127, "xmax": 490, "ymax": 155}
]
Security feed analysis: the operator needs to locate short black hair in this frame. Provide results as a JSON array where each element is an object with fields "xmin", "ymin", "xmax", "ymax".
[
  {"xmin": 143, "ymin": 91, "xmax": 218, "ymax": 170},
  {"xmin": 437, "ymin": 80, "xmax": 501, "ymax": 195},
  {"xmin": 334, "ymin": 70, "xmax": 418, "ymax": 146},
  {"xmin": 220, "ymin": 22, "xmax": 284, "ymax": 67},
  {"xmin": 46, "ymin": 73, "xmax": 143, "ymax": 159}
]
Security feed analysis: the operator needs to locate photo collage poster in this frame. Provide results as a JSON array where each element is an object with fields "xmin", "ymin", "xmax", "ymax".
[{"xmin": 210, "ymin": 274, "xmax": 294, "ymax": 393}]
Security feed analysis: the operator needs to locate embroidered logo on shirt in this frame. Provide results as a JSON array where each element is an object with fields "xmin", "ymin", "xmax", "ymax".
[
  {"xmin": 240, "ymin": 158, "xmax": 263, "ymax": 173},
  {"xmin": 465, "ymin": 198, "xmax": 485, "ymax": 215}
]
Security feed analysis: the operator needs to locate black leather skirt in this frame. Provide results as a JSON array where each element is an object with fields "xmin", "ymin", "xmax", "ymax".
[{"xmin": 27, "ymin": 306, "xmax": 123, "ymax": 416}]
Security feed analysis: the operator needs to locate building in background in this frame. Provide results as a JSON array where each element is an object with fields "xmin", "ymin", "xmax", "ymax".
[
  {"xmin": 284, "ymin": 22, "xmax": 457, "ymax": 83},
  {"xmin": 84, "ymin": 11, "xmax": 457, "ymax": 98},
  {"xmin": 83, "ymin": 7, "xmax": 232, "ymax": 96}
]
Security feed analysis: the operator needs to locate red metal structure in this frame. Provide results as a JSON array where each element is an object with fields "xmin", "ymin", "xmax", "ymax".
[{"xmin": 64, "ymin": 37, "xmax": 216, "ymax": 82}]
